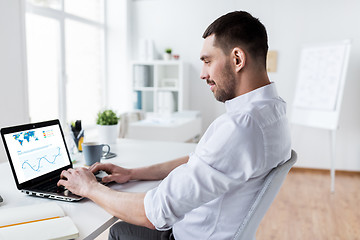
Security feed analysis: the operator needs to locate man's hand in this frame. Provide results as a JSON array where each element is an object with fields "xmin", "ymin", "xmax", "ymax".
[
  {"xmin": 57, "ymin": 168, "xmax": 100, "ymax": 197},
  {"xmin": 89, "ymin": 162, "xmax": 132, "ymax": 184}
]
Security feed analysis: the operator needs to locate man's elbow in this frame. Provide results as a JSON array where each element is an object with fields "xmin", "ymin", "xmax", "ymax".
[{"xmin": 143, "ymin": 218, "xmax": 156, "ymax": 230}]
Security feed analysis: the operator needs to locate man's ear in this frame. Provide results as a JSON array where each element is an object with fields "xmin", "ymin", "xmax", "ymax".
[{"xmin": 232, "ymin": 48, "xmax": 246, "ymax": 72}]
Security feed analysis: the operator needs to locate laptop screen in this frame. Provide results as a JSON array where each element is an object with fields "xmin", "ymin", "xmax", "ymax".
[{"xmin": 2, "ymin": 122, "xmax": 70, "ymax": 184}]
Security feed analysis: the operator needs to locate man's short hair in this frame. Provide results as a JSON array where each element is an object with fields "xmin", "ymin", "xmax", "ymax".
[{"xmin": 203, "ymin": 11, "xmax": 268, "ymax": 68}]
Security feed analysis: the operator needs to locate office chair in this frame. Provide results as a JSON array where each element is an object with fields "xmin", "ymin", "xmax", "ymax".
[{"xmin": 233, "ymin": 150, "xmax": 297, "ymax": 240}]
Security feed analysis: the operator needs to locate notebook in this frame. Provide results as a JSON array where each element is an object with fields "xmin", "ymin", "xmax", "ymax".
[{"xmin": 1, "ymin": 119, "xmax": 83, "ymax": 202}]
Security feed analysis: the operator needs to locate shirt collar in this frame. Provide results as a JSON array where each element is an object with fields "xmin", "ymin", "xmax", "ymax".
[{"xmin": 225, "ymin": 82, "xmax": 278, "ymax": 113}]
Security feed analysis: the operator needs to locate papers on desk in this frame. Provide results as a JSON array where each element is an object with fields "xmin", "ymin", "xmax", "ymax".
[{"xmin": 0, "ymin": 202, "xmax": 79, "ymax": 240}]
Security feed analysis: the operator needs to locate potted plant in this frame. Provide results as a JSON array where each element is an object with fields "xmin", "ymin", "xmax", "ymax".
[
  {"xmin": 96, "ymin": 109, "xmax": 120, "ymax": 144},
  {"xmin": 163, "ymin": 48, "xmax": 172, "ymax": 60}
]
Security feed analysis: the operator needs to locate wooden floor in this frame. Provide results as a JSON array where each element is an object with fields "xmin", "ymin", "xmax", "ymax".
[
  {"xmin": 256, "ymin": 168, "xmax": 360, "ymax": 240},
  {"xmin": 96, "ymin": 168, "xmax": 360, "ymax": 240}
]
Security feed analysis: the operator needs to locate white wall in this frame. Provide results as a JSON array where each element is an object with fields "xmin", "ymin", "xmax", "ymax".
[
  {"xmin": 129, "ymin": 0, "xmax": 360, "ymax": 171},
  {"xmin": 0, "ymin": 0, "xmax": 29, "ymax": 163},
  {"xmin": 1, "ymin": 0, "xmax": 360, "ymax": 171},
  {"xmin": 106, "ymin": 0, "xmax": 133, "ymax": 112}
]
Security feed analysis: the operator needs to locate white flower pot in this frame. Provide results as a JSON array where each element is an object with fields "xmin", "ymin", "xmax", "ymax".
[
  {"xmin": 97, "ymin": 124, "xmax": 119, "ymax": 144},
  {"xmin": 163, "ymin": 53, "xmax": 172, "ymax": 60}
]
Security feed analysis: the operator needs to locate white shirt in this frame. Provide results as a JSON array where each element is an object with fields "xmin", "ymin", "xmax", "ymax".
[{"xmin": 144, "ymin": 83, "xmax": 291, "ymax": 239}]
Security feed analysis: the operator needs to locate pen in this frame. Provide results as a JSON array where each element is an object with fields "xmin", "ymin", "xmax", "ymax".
[{"xmin": 77, "ymin": 129, "xmax": 84, "ymax": 139}]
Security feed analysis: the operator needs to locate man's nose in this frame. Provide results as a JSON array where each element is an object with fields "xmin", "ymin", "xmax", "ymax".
[{"xmin": 200, "ymin": 67, "xmax": 209, "ymax": 80}]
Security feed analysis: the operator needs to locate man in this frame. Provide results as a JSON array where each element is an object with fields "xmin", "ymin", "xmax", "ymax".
[{"xmin": 58, "ymin": 11, "xmax": 291, "ymax": 240}]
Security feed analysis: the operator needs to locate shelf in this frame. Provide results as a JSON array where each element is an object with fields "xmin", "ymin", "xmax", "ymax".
[
  {"xmin": 131, "ymin": 61, "xmax": 186, "ymax": 114},
  {"xmin": 133, "ymin": 87, "xmax": 155, "ymax": 91},
  {"xmin": 157, "ymin": 87, "xmax": 179, "ymax": 91}
]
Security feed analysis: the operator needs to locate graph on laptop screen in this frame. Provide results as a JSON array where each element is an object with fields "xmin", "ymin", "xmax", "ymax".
[{"xmin": 3, "ymin": 125, "xmax": 69, "ymax": 184}]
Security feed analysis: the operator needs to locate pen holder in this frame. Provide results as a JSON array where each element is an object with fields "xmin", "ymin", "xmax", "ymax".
[{"xmin": 72, "ymin": 130, "xmax": 84, "ymax": 152}]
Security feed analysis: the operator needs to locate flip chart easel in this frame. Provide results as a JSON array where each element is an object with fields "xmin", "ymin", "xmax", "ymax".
[{"xmin": 291, "ymin": 40, "xmax": 351, "ymax": 192}]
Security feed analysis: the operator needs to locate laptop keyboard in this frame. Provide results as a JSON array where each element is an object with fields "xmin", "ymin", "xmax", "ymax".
[
  {"xmin": 33, "ymin": 175, "xmax": 104, "ymax": 194},
  {"xmin": 42, "ymin": 183, "xmax": 65, "ymax": 193},
  {"xmin": 34, "ymin": 178, "xmax": 65, "ymax": 193}
]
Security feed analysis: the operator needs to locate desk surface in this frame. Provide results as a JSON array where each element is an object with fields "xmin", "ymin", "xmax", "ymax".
[{"xmin": 0, "ymin": 139, "xmax": 196, "ymax": 239}]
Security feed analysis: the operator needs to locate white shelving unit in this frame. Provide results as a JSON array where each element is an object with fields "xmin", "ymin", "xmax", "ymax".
[
  {"xmin": 131, "ymin": 60, "xmax": 187, "ymax": 115},
  {"xmin": 129, "ymin": 61, "xmax": 201, "ymax": 142}
]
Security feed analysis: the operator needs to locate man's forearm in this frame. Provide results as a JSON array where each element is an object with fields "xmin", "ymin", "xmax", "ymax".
[
  {"xmin": 130, "ymin": 156, "xmax": 189, "ymax": 181},
  {"xmin": 80, "ymin": 156, "xmax": 189, "ymax": 228},
  {"xmin": 86, "ymin": 182, "xmax": 155, "ymax": 229}
]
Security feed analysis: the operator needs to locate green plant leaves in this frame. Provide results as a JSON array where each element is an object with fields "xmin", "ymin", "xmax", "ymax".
[{"xmin": 96, "ymin": 109, "xmax": 120, "ymax": 125}]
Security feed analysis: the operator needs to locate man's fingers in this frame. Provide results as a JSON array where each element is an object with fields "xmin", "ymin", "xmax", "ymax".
[
  {"xmin": 60, "ymin": 168, "xmax": 78, "ymax": 181},
  {"xmin": 102, "ymin": 174, "xmax": 118, "ymax": 183},
  {"xmin": 102, "ymin": 173, "xmax": 130, "ymax": 184},
  {"xmin": 101, "ymin": 175, "xmax": 112, "ymax": 183},
  {"xmin": 57, "ymin": 179, "xmax": 67, "ymax": 187},
  {"xmin": 60, "ymin": 169, "xmax": 69, "ymax": 179},
  {"xmin": 89, "ymin": 163, "xmax": 113, "ymax": 174},
  {"xmin": 89, "ymin": 162, "xmax": 103, "ymax": 173}
]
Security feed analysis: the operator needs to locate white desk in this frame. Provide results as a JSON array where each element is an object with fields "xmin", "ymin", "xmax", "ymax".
[{"xmin": 0, "ymin": 139, "xmax": 196, "ymax": 239}]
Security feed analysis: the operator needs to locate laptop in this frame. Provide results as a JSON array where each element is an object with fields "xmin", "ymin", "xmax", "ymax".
[{"xmin": 1, "ymin": 119, "xmax": 84, "ymax": 202}]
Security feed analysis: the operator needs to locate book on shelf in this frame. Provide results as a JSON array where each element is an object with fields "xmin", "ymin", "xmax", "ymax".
[
  {"xmin": 0, "ymin": 202, "xmax": 79, "ymax": 240},
  {"xmin": 133, "ymin": 91, "xmax": 142, "ymax": 110}
]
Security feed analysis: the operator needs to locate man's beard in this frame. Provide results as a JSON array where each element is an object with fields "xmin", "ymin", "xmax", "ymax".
[{"xmin": 213, "ymin": 62, "xmax": 237, "ymax": 102}]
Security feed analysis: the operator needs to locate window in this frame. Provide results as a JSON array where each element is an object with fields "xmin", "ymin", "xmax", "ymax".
[{"xmin": 25, "ymin": 0, "xmax": 106, "ymax": 126}]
